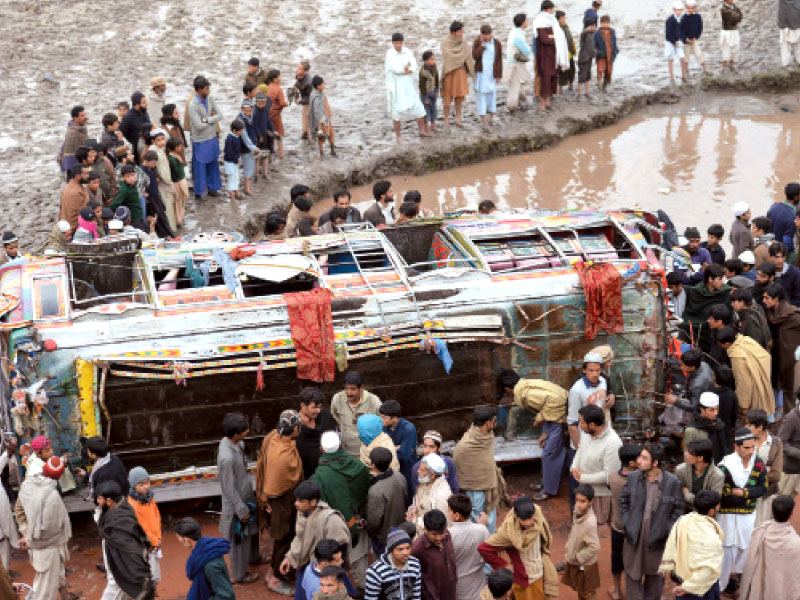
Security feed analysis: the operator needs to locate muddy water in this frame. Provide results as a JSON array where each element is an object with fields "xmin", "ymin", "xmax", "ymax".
[{"xmin": 338, "ymin": 94, "xmax": 800, "ymax": 248}]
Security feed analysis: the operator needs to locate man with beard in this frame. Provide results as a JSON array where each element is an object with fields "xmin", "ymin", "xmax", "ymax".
[
  {"xmin": 15, "ymin": 457, "xmax": 72, "ymax": 600},
  {"xmin": 681, "ymin": 264, "xmax": 732, "ymax": 352},
  {"xmin": 257, "ymin": 410, "xmax": 303, "ymax": 594},
  {"xmin": 57, "ymin": 105, "xmax": 89, "ymax": 174},
  {"xmin": 312, "ymin": 431, "xmax": 371, "ymax": 588},
  {"xmin": 764, "ymin": 282, "xmax": 800, "ymax": 414},
  {"xmin": 96, "ymin": 480, "xmax": 154, "ymax": 600},
  {"xmin": 454, "ymin": 406, "xmax": 501, "ymax": 533},
  {"xmin": 716, "ymin": 428, "xmax": 767, "ymax": 594},
  {"xmin": 717, "ymin": 326, "xmax": 774, "ymax": 420},
  {"xmin": 731, "ymin": 287, "xmax": 772, "ymax": 350},
  {"xmin": 59, "ymin": 164, "xmax": 89, "ymax": 231},
  {"xmin": 119, "ymin": 92, "xmax": 151, "ymax": 161},
  {"xmin": 753, "ymin": 261, "xmax": 775, "ymax": 307},
  {"xmin": 683, "ymin": 392, "xmax": 731, "ymax": 464},
  {"xmin": 330, "ymin": 371, "xmax": 382, "ymax": 458},
  {"xmin": 364, "ymin": 180, "xmax": 396, "ymax": 228},
  {"xmin": 147, "ymin": 77, "xmax": 167, "ymax": 124},
  {"xmin": 619, "ymin": 444, "xmax": 683, "ymax": 600},
  {"xmin": 318, "ymin": 190, "xmax": 362, "ymax": 227},
  {"xmin": 296, "ymin": 388, "xmax": 337, "ymax": 478}
]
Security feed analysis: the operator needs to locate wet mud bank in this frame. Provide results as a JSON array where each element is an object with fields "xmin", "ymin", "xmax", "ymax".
[{"xmin": 242, "ymin": 71, "xmax": 798, "ymax": 238}]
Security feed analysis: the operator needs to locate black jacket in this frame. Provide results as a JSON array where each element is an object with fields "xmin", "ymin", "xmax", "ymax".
[
  {"xmin": 619, "ymin": 470, "xmax": 683, "ymax": 551},
  {"xmin": 296, "ymin": 407, "xmax": 337, "ymax": 477},
  {"xmin": 119, "ymin": 108, "xmax": 151, "ymax": 152},
  {"xmin": 99, "ymin": 498, "xmax": 154, "ymax": 600},
  {"xmin": 92, "ymin": 454, "xmax": 130, "ymax": 503}
]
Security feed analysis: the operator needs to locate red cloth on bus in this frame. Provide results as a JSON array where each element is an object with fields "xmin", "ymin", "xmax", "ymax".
[
  {"xmin": 283, "ymin": 287, "xmax": 335, "ymax": 382},
  {"xmin": 574, "ymin": 261, "xmax": 624, "ymax": 340}
]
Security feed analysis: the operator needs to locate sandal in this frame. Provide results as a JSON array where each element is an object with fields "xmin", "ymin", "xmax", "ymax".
[
  {"xmin": 268, "ymin": 582, "xmax": 295, "ymax": 595},
  {"xmin": 235, "ymin": 573, "xmax": 259, "ymax": 585},
  {"xmin": 530, "ymin": 483, "xmax": 543, "ymax": 492},
  {"xmin": 533, "ymin": 492, "xmax": 552, "ymax": 501}
]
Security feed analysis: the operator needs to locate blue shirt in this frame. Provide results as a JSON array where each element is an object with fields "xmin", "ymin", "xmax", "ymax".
[
  {"xmin": 767, "ymin": 202, "xmax": 796, "ymax": 253},
  {"xmin": 475, "ymin": 38, "xmax": 497, "ymax": 93}
]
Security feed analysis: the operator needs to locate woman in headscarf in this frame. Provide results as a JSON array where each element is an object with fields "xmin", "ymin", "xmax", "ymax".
[
  {"xmin": 440, "ymin": 20, "xmax": 475, "ymax": 127},
  {"xmin": 357, "ymin": 415, "xmax": 399, "ymax": 471}
]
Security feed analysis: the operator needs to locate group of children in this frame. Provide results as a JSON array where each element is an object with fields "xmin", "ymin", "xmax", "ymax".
[
  {"xmin": 575, "ymin": 11, "xmax": 619, "ymax": 96},
  {"xmin": 665, "ymin": 0, "xmax": 743, "ymax": 85}
]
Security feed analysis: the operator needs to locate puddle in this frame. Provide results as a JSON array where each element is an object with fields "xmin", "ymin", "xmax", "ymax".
[{"xmin": 330, "ymin": 94, "xmax": 800, "ymax": 247}]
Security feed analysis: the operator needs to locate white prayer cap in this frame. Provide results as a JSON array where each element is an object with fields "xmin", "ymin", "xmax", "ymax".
[
  {"xmin": 321, "ymin": 431, "xmax": 340, "ymax": 453},
  {"xmin": 672, "ymin": 0, "xmax": 684, "ymax": 9},
  {"xmin": 150, "ymin": 128, "xmax": 167, "ymax": 138},
  {"xmin": 422, "ymin": 453, "xmax": 446, "ymax": 475},
  {"xmin": 57, "ymin": 220, "xmax": 71, "ymax": 233},
  {"xmin": 699, "ymin": 392, "xmax": 719, "ymax": 408},
  {"xmin": 583, "ymin": 352, "xmax": 604, "ymax": 365},
  {"xmin": 732, "ymin": 201, "xmax": 750, "ymax": 217},
  {"xmin": 738, "ymin": 250, "xmax": 756, "ymax": 265},
  {"xmin": 685, "ymin": 0, "xmax": 697, "ymax": 6},
  {"xmin": 108, "ymin": 220, "xmax": 124, "ymax": 231}
]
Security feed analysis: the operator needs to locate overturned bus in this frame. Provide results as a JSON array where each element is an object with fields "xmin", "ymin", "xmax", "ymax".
[{"xmin": 0, "ymin": 210, "xmax": 670, "ymax": 509}]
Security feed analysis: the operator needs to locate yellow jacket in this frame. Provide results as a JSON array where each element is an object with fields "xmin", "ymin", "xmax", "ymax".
[{"xmin": 514, "ymin": 379, "xmax": 568, "ymax": 424}]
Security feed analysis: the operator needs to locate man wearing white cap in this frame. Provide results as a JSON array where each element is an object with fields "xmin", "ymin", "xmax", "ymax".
[
  {"xmin": 716, "ymin": 428, "xmax": 767, "ymax": 593},
  {"xmin": 684, "ymin": 391, "xmax": 731, "ymax": 464},
  {"xmin": 42, "ymin": 221, "xmax": 72, "ymax": 254},
  {"xmin": 730, "ymin": 202, "xmax": 753, "ymax": 259},
  {"xmin": 407, "ymin": 453, "xmax": 452, "ymax": 536},
  {"xmin": 665, "ymin": 2, "xmax": 687, "ymax": 84},
  {"xmin": 681, "ymin": 0, "xmax": 710, "ymax": 75},
  {"xmin": 738, "ymin": 250, "xmax": 757, "ymax": 281}
]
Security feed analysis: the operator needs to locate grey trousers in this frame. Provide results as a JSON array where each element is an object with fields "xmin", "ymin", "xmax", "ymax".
[
  {"xmin": 625, "ymin": 573, "xmax": 664, "ymax": 600},
  {"xmin": 230, "ymin": 531, "xmax": 259, "ymax": 582}
]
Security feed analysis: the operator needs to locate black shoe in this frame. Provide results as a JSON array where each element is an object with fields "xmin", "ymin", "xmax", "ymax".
[
  {"xmin": 207, "ymin": 190, "xmax": 220, "ymax": 197},
  {"xmin": 95, "ymin": 564, "xmax": 106, "ymax": 574},
  {"xmin": 194, "ymin": 194, "xmax": 204, "ymax": 201},
  {"xmin": 554, "ymin": 561, "xmax": 565, "ymax": 572}
]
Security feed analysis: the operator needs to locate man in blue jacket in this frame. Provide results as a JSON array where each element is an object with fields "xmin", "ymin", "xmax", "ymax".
[
  {"xmin": 379, "ymin": 400, "xmax": 417, "ymax": 498},
  {"xmin": 768, "ymin": 182, "xmax": 800, "ymax": 254},
  {"xmin": 681, "ymin": 0, "xmax": 710, "ymax": 74}
]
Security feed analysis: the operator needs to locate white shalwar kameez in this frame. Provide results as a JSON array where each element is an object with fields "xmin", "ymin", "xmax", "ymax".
[
  {"xmin": 780, "ymin": 29, "xmax": 800, "ymax": 66},
  {"xmin": 716, "ymin": 452, "xmax": 757, "ymax": 591},
  {"xmin": 719, "ymin": 30, "xmax": 740, "ymax": 62},
  {"xmin": 385, "ymin": 46, "xmax": 426, "ymax": 121}
]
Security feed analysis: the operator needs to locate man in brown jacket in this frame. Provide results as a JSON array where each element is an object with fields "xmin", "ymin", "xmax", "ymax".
[
  {"xmin": 472, "ymin": 25, "xmax": 502, "ymax": 126},
  {"xmin": 57, "ymin": 105, "xmax": 88, "ymax": 173},
  {"xmin": 58, "ymin": 165, "xmax": 89, "ymax": 231}
]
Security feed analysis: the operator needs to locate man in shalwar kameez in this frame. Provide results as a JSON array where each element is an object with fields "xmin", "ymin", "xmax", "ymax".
[{"xmin": 385, "ymin": 33, "xmax": 427, "ymax": 143}]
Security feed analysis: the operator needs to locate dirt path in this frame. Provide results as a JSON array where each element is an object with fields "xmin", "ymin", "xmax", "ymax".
[{"xmin": 0, "ymin": 0, "xmax": 793, "ymax": 248}]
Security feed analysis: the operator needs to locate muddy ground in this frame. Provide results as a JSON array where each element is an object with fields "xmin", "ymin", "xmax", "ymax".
[{"xmin": 0, "ymin": 0, "xmax": 797, "ymax": 248}]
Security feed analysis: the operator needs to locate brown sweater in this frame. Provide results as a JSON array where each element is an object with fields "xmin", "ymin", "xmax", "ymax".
[
  {"xmin": 59, "ymin": 180, "xmax": 89, "ymax": 230},
  {"xmin": 608, "ymin": 469, "xmax": 629, "ymax": 533},
  {"xmin": 472, "ymin": 37, "xmax": 503, "ymax": 79}
]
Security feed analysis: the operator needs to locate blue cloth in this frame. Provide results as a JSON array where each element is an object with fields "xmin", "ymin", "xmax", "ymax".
[
  {"xmin": 422, "ymin": 93, "xmax": 437, "ymax": 123},
  {"xmin": 192, "ymin": 139, "xmax": 221, "ymax": 196},
  {"xmin": 475, "ymin": 40, "xmax": 497, "ymax": 94},
  {"xmin": 186, "ymin": 537, "xmax": 231, "ymax": 600},
  {"xmin": 594, "ymin": 27, "xmax": 619, "ymax": 61},
  {"xmin": 465, "ymin": 490, "xmax": 496, "ymax": 534},
  {"xmin": 238, "ymin": 112, "xmax": 258, "ymax": 154},
  {"xmin": 241, "ymin": 153, "xmax": 255, "ymax": 179},
  {"xmin": 742, "ymin": 270, "xmax": 757, "ymax": 281},
  {"xmin": 476, "ymin": 92, "xmax": 496, "ymax": 116},
  {"xmin": 385, "ymin": 418, "xmax": 417, "ymax": 493},
  {"xmin": 681, "ymin": 581, "xmax": 720, "ymax": 600},
  {"xmin": 223, "ymin": 133, "xmax": 242, "ymax": 164},
  {"xmin": 357, "ymin": 414, "xmax": 383, "ymax": 445},
  {"xmin": 540, "ymin": 421, "xmax": 565, "ymax": 496},
  {"xmin": 508, "ymin": 27, "xmax": 532, "ymax": 63},
  {"xmin": 680, "ymin": 245, "xmax": 713, "ymax": 284},
  {"xmin": 681, "ymin": 13, "xmax": 703, "ymax": 40},
  {"xmin": 213, "ymin": 248, "xmax": 239, "ymax": 292},
  {"xmin": 767, "ymin": 202, "xmax": 797, "ymax": 253},
  {"xmin": 665, "ymin": 15, "xmax": 683, "ymax": 44},
  {"xmin": 432, "ymin": 338, "xmax": 453, "ymax": 373}
]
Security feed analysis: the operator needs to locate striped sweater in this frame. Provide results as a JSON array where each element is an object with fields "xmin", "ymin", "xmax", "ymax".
[{"xmin": 365, "ymin": 553, "xmax": 422, "ymax": 600}]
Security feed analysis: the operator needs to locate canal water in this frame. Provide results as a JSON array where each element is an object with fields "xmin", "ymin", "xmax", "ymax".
[{"xmin": 337, "ymin": 93, "xmax": 800, "ymax": 252}]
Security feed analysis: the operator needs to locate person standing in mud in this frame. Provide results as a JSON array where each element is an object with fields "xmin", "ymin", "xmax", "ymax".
[
  {"xmin": 292, "ymin": 61, "xmax": 313, "ymax": 141},
  {"xmin": 472, "ymin": 25, "xmax": 502, "ymax": 126},
  {"xmin": 147, "ymin": 77, "xmax": 167, "ymax": 126},
  {"xmin": 556, "ymin": 12, "xmax": 576, "ymax": 95},
  {"xmin": 720, "ymin": 0, "xmax": 742, "ymax": 69},
  {"xmin": 440, "ymin": 21, "xmax": 474, "ymax": 127},
  {"xmin": 57, "ymin": 105, "xmax": 88, "ymax": 174},
  {"xmin": 532, "ymin": 1, "xmax": 568, "ymax": 111},
  {"xmin": 665, "ymin": 2, "xmax": 687, "ymax": 85},
  {"xmin": 385, "ymin": 33, "xmax": 427, "ymax": 142},
  {"xmin": 682, "ymin": 0, "xmax": 710, "ymax": 75},
  {"xmin": 506, "ymin": 13, "xmax": 533, "ymax": 112},
  {"xmin": 188, "ymin": 76, "xmax": 223, "ymax": 201}
]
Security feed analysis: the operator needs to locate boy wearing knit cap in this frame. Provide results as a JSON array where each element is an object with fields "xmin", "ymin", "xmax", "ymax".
[
  {"xmin": 128, "ymin": 467, "xmax": 162, "ymax": 587},
  {"xmin": 365, "ymin": 527, "xmax": 421, "ymax": 600}
]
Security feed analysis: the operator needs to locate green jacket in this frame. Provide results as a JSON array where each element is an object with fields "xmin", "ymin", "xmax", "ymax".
[
  {"xmin": 311, "ymin": 450, "xmax": 370, "ymax": 545},
  {"xmin": 205, "ymin": 556, "xmax": 235, "ymax": 600},
  {"xmin": 111, "ymin": 181, "xmax": 143, "ymax": 224}
]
